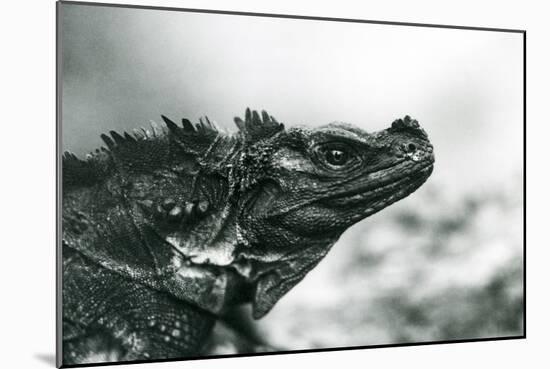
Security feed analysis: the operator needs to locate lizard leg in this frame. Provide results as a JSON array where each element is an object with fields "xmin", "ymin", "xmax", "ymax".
[{"xmin": 62, "ymin": 247, "xmax": 215, "ymax": 365}]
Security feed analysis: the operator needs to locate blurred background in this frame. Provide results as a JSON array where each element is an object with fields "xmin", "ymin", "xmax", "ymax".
[{"xmin": 61, "ymin": 3, "xmax": 524, "ymax": 349}]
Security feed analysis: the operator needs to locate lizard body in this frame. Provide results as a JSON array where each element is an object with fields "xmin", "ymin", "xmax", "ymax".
[{"xmin": 62, "ymin": 109, "xmax": 434, "ymax": 364}]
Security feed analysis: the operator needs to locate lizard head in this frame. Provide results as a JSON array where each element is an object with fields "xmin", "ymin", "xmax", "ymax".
[{"xmin": 233, "ymin": 110, "xmax": 434, "ymax": 318}]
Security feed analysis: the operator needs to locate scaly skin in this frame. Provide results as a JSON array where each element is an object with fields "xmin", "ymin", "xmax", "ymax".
[{"xmin": 62, "ymin": 109, "xmax": 434, "ymax": 365}]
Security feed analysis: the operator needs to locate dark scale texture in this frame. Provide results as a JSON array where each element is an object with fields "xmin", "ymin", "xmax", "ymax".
[{"xmin": 63, "ymin": 246, "xmax": 215, "ymax": 364}]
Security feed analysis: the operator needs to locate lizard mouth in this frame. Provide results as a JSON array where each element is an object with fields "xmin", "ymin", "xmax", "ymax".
[{"xmin": 322, "ymin": 162, "xmax": 434, "ymax": 207}]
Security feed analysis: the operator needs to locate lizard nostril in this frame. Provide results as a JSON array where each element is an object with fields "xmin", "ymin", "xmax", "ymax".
[{"xmin": 407, "ymin": 143, "xmax": 416, "ymax": 152}]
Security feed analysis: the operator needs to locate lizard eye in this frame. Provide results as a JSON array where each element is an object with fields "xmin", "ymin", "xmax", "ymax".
[
  {"xmin": 315, "ymin": 143, "xmax": 361, "ymax": 172},
  {"xmin": 325, "ymin": 149, "xmax": 348, "ymax": 166}
]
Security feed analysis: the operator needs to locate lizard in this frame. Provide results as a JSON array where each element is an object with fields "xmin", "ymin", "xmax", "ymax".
[{"xmin": 61, "ymin": 108, "xmax": 434, "ymax": 365}]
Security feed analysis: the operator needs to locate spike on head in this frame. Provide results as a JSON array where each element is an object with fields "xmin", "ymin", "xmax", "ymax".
[
  {"xmin": 150, "ymin": 121, "xmax": 161, "ymax": 136},
  {"xmin": 261, "ymin": 110, "xmax": 270, "ymax": 123},
  {"xmin": 234, "ymin": 108, "xmax": 285, "ymax": 142},
  {"xmin": 161, "ymin": 115, "xmax": 180, "ymax": 134},
  {"xmin": 181, "ymin": 118, "xmax": 195, "ymax": 132},
  {"xmin": 109, "ymin": 131, "xmax": 125, "ymax": 145},
  {"xmin": 140, "ymin": 127, "xmax": 150, "ymax": 138},
  {"xmin": 198, "ymin": 117, "xmax": 214, "ymax": 131},
  {"xmin": 100, "ymin": 134, "xmax": 115, "ymax": 149},
  {"xmin": 251, "ymin": 110, "xmax": 261, "ymax": 126},
  {"xmin": 132, "ymin": 128, "xmax": 145, "ymax": 140},
  {"xmin": 123, "ymin": 132, "xmax": 136, "ymax": 142},
  {"xmin": 234, "ymin": 117, "xmax": 246, "ymax": 131}
]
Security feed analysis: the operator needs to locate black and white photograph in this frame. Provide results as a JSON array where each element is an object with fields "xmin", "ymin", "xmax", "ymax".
[{"xmin": 57, "ymin": 1, "xmax": 524, "ymax": 367}]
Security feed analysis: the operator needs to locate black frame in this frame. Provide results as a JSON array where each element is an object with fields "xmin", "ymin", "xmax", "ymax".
[{"xmin": 56, "ymin": 1, "xmax": 526, "ymax": 367}]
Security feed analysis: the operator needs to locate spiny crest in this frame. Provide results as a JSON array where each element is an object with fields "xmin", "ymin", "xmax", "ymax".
[
  {"xmin": 62, "ymin": 150, "xmax": 109, "ymax": 188},
  {"xmin": 99, "ymin": 120, "xmax": 168, "ymax": 150},
  {"xmin": 234, "ymin": 108, "xmax": 284, "ymax": 142},
  {"xmin": 160, "ymin": 114, "xmax": 222, "ymax": 137},
  {"xmin": 95, "ymin": 115, "xmax": 222, "ymax": 157},
  {"xmin": 159, "ymin": 115, "xmax": 222, "ymax": 157},
  {"xmin": 64, "ymin": 109, "xmax": 283, "ymax": 188},
  {"xmin": 62, "ymin": 150, "xmax": 101, "ymax": 170},
  {"xmin": 62, "ymin": 151, "xmax": 80, "ymax": 163},
  {"xmin": 96, "ymin": 108, "xmax": 282, "ymax": 151}
]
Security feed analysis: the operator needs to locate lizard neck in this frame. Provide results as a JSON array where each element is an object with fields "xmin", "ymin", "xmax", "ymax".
[{"xmin": 164, "ymin": 203, "xmax": 240, "ymax": 266}]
